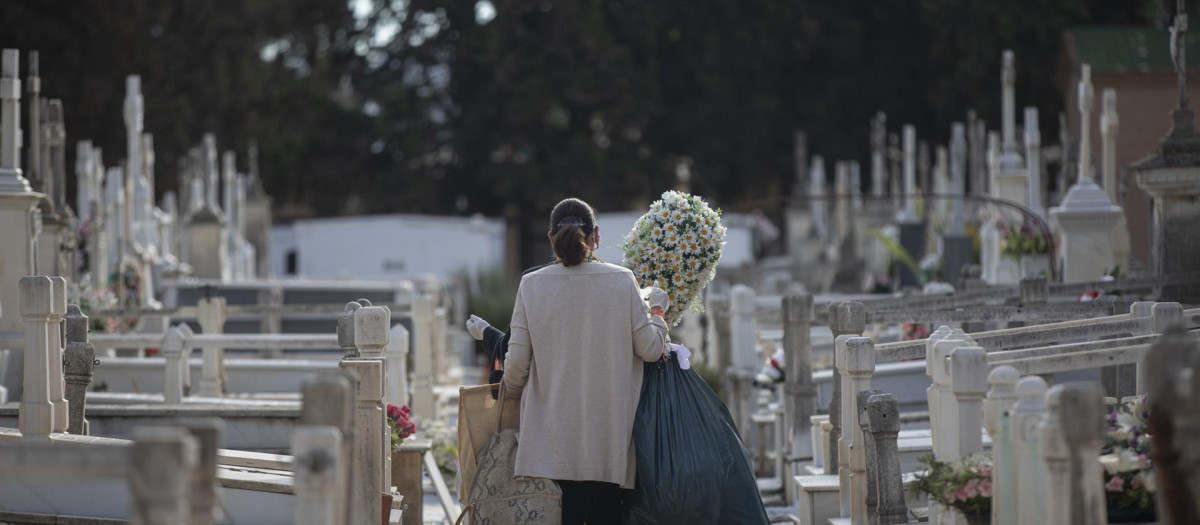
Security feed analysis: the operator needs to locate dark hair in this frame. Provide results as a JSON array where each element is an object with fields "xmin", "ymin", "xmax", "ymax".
[{"xmin": 549, "ymin": 198, "xmax": 597, "ymax": 267}]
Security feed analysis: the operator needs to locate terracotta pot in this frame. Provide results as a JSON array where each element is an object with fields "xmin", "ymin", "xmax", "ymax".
[{"xmin": 381, "ymin": 492, "xmax": 394, "ymax": 525}]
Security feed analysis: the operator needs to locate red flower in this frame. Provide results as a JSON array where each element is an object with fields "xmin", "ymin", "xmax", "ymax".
[
  {"xmin": 386, "ymin": 403, "xmax": 403, "ymax": 420},
  {"xmin": 400, "ymin": 405, "xmax": 411, "ymax": 416}
]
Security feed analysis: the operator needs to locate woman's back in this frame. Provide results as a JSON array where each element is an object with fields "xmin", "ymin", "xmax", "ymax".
[{"xmin": 503, "ymin": 261, "xmax": 667, "ymax": 489}]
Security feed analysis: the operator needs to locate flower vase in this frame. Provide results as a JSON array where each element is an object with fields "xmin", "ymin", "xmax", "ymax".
[{"xmin": 1018, "ymin": 254, "xmax": 1050, "ymax": 279}]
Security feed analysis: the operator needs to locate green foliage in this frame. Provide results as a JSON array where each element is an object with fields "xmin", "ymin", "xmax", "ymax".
[{"xmin": 871, "ymin": 229, "xmax": 931, "ymax": 285}]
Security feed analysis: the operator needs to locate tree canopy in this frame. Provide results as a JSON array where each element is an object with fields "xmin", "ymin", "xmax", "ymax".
[{"xmin": 0, "ymin": 0, "xmax": 1187, "ymax": 266}]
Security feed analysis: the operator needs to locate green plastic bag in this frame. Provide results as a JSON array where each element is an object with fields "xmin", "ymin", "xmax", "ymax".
[{"xmin": 627, "ymin": 355, "xmax": 770, "ymax": 524}]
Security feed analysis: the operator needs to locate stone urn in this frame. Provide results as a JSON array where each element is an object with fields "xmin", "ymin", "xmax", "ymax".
[{"xmin": 392, "ymin": 439, "xmax": 432, "ymax": 525}]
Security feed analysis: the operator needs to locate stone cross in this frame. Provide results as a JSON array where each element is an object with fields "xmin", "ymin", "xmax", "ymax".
[
  {"xmin": 203, "ymin": 134, "xmax": 222, "ymax": 214},
  {"xmin": 1172, "ymin": 0, "xmax": 1188, "ymax": 109},
  {"xmin": 902, "ymin": 125, "xmax": 917, "ymax": 221},
  {"xmin": 142, "ymin": 133, "xmax": 155, "ymax": 206},
  {"xmin": 46, "ymin": 99, "xmax": 67, "ymax": 212},
  {"xmin": 180, "ymin": 418, "xmax": 224, "ymax": 525},
  {"xmin": 27, "ymin": 51, "xmax": 40, "ymax": 193},
  {"xmin": 872, "ymin": 112, "xmax": 887, "ymax": 198},
  {"xmin": 104, "ymin": 167, "xmax": 124, "ymax": 275},
  {"xmin": 294, "ymin": 425, "xmax": 346, "ymax": 525},
  {"xmin": 889, "ymin": 132, "xmax": 902, "ymax": 209},
  {"xmin": 1000, "ymin": 51, "xmax": 1021, "ymax": 162},
  {"xmin": 302, "ymin": 371, "xmax": 355, "ymax": 525},
  {"xmin": 810, "ymin": 156, "xmax": 827, "ymax": 239},
  {"xmin": 1100, "ymin": 89, "xmax": 1119, "ymax": 204},
  {"xmin": 75, "ymin": 140, "xmax": 93, "ymax": 221},
  {"xmin": 950, "ymin": 123, "xmax": 968, "ymax": 233},
  {"xmin": 1, "ymin": 49, "xmax": 33, "ymax": 192},
  {"xmin": 63, "ymin": 304, "xmax": 94, "ymax": 435},
  {"xmin": 124, "ymin": 76, "xmax": 143, "ymax": 258},
  {"xmin": 856, "ymin": 388, "xmax": 884, "ymax": 524},
  {"xmin": 222, "ymin": 151, "xmax": 237, "ymax": 231},
  {"xmin": 1078, "ymin": 64, "xmax": 1095, "ymax": 182},
  {"xmin": 867, "ymin": 393, "xmax": 908, "ymax": 525},
  {"xmin": 129, "ymin": 427, "xmax": 197, "ymax": 525},
  {"xmin": 1025, "ymin": 107, "xmax": 1043, "ymax": 216}
]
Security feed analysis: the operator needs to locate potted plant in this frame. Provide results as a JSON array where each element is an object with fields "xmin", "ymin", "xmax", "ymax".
[
  {"xmin": 911, "ymin": 453, "xmax": 993, "ymax": 525},
  {"xmin": 1000, "ymin": 221, "xmax": 1052, "ymax": 278},
  {"xmin": 1100, "ymin": 396, "xmax": 1157, "ymax": 523}
]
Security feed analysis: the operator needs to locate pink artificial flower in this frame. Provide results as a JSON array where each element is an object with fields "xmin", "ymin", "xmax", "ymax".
[
  {"xmin": 964, "ymin": 478, "xmax": 980, "ymax": 499},
  {"xmin": 1131, "ymin": 476, "xmax": 1143, "ymax": 489},
  {"xmin": 943, "ymin": 488, "xmax": 958, "ymax": 503},
  {"xmin": 1106, "ymin": 475, "xmax": 1125, "ymax": 493},
  {"xmin": 979, "ymin": 479, "xmax": 992, "ymax": 498},
  {"xmin": 979, "ymin": 465, "xmax": 993, "ymax": 477},
  {"xmin": 956, "ymin": 486, "xmax": 972, "ymax": 502}
]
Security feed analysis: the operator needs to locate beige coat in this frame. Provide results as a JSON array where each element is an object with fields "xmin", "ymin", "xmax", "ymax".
[{"xmin": 503, "ymin": 262, "xmax": 668, "ymax": 489}]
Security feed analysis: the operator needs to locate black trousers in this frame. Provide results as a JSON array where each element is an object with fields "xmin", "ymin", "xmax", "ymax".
[{"xmin": 556, "ymin": 480, "xmax": 626, "ymax": 525}]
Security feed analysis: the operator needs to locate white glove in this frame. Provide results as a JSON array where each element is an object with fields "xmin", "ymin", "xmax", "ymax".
[
  {"xmin": 670, "ymin": 343, "xmax": 692, "ymax": 370},
  {"xmin": 644, "ymin": 287, "xmax": 670, "ymax": 314},
  {"xmin": 465, "ymin": 315, "xmax": 490, "ymax": 341}
]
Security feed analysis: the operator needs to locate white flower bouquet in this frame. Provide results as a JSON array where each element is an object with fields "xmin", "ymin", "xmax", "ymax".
[{"xmin": 620, "ymin": 190, "xmax": 726, "ymax": 327}]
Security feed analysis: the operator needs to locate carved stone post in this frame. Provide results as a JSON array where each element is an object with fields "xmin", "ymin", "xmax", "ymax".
[
  {"xmin": 828, "ymin": 300, "xmax": 866, "ymax": 481},
  {"xmin": 302, "ymin": 371, "xmax": 355, "ymax": 524},
  {"xmin": 63, "ymin": 304, "xmax": 94, "ymax": 435},
  {"xmin": 924, "ymin": 325, "xmax": 954, "ymax": 478},
  {"xmin": 729, "ymin": 284, "xmax": 758, "ymax": 443},
  {"xmin": 46, "ymin": 276, "xmax": 68, "ymax": 432},
  {"xmin": 867, "ymin": 393, "xmax": 908, "ymax": 525},
  {"xmin": 1012, "ymin": 376, "xmax": 1049, "ymax": 524},
  {"xmin": 294, "ymin": 425, "xmax": 345, "ymax": 525},
  {"xmin": 984, "ymin": 366, "xmax": 1020, "ymax": 525},
  {"xmin": 130, "ymin": 427, "xmax": 197, "ymax": 525},
  {"xmin": 19, "ymin": 276, "xmax": 54, "ymax": 438},
  {"xmin": 354, "ymin": 303, "xmax": 393, "ymax": 490},
  {"xmin": 950, "ymin": 347, "xmax": 987, "ymax": 457},
  {"xmin": 1039, "ymin": 385, "xmax": 1070, "ymax": 525},
  {"xmin": 411, "ymin": 294, "xmax": 436, "ymax": 419},
  {"xmin": 197, "ymin": 296, "xmax": 227, "ymax": 397},
  {"xmin": 856, "ymin": 388, "xmax": 884, "ymax": 524},
  {"xmin": 339, "ymin": 358, "xmax": 385, "ymax": 525},
  {"xmin": 1019, "ymin": 277, "xmax": 1048, "ymax": 306},
  {"xmin": 840, "ymin": 336, "xmax": 874, "ymax": 523},
  {"xmin": 782, "ymin": 288, "xmax": 814, "ymax": 504},
  {"xmin": 387, "ymin": 324, "xmax": 410, "ymax": 408},
  {"xmin": 180, "ymin": 418, "xmax": 224, "ymax": 525},
  {"xmin": 162, "ymin": 323, "xmax": 194, "ymax": 404},
  {"xmin": 1059, "ymin": 383, "xmax": 1109, "ymax": 525}
]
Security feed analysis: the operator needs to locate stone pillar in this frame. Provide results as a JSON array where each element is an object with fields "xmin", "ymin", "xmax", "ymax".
[
  {"xmin": 63, "ymin": 304, "xmax": 94, "ymax": 435},
  {"xmin": 1038, "ymin": 385, "xmax": 1070, "ymax": 525},
  {"xmin": 901, "ymin": 124, "xmax": 917, "ymax": 221},
  {"xmin": 827, "ymin": 301, "xmax": 865, "ymax": 478},
  {"xmin": 302, "ymin": 371, "xmax": 355, "ymax": 524},
  {"xmin": 872, "ymin": 112, "xmax": 887, "ymax": 199},
  {"xmin": 46, "ymin": 276, "xmax": 67, "ymax": 432},
  {"xmin": 729, "ymin": 284, "xmax": 758, "ymax": 443},
  {"xmin": 810, "ymin": 156, "xmax": 827, "ymax": 240},
  {"xmin": 867, "ymin": 393, "xmax": 908, "ymax": 525},
  {"xmin": 1025, "ymin": 107, "xmax": 1043, "ymax": 217},
  {"xmin": 984, "ymin": 366, "xmax": 1020, "ymax": 525},
  {"xmin": 411, "ymin": 294, "xmax": 436, "ymax": 419},
  {"xmin": 1012, "ymin": 376, "xmax": 1048, "ymax": 523},
  {"xmin": 387, "ymin": 323, "xmax": 410, "ymax": 409},
  {"xmin": 1100, "ymin": 89, "xmax": 1120, "ymax": 206},
  {"xmin": 162, "ymin": 323, "xmax": 194, "ymax": 404},
  {"xmin": 929, "ymin": 329, "xmax": 975, "ymax": 525},
  {"xmin": 923, "ymin": 325, "xmax": 953, "ymax": 461},
  {"xmin": 0, "ymin": 50, "xmax": 44, "ymax": 344},
  {"xmin": 185, "ymin": 134, "xmax": 229, "ymax": 281},
  {"xmin": 782, "ymin": 289, "xmax": 814, "ymax": 504},
  {"xmin": 197, "ymin": 297, "xmax": 227, "ymax": 397},
  {"xmin": 353, "ymin": 302, "xmax": 393, "ymax": 489},
  {"xmin": 1058, "ymin": 383, "xmax": 1109, "ymax": 525},
  {"xmin": 339, "ymin": 358, "xmax": 385, "ymax": 525},
  {"xmin": 180, "ymin": 419, "xmax": 224, "ymax": 525},
  {"xmin": 855, "ymin": 388, "xmax": 884, "ymax": 524},
  {"xmin": 75, "ymin": 140, "xmax": 94, "ymax": 223},
  {"xmin": 19, "ymin": 276, "xmax": 54, "ymax": 438},
  {"xmin": 838, "ymin": 336, "xmax": 874, "ymax": 522},
  {"xmin": 243, "ymin": 140, "xmax": 273, "ymax": 277},
  {"xmin": 294, "ymin": 425, "xmax": 346, "ymax": 525},
  {"xmin": 129, "ymin": 427, "xmax": 197, "ymax": 525},
  {"xmin": 949, "ymin": 347, "xmax": 987, "ymax": 457}
]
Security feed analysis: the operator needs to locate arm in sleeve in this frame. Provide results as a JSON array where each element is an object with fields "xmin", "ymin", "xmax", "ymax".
[
  {"xmin": 502, "ymin": 286, "xmax": 532, "ymax": 398},
  {"xmin": 630, "ymin": 277, "xmax": 669, "ymax": 363}
]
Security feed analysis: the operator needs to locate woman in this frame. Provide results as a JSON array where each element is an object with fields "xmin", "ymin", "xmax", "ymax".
[{"xmin": 502, "ymin": 197, "xmax": 670, "ymax": 525}]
